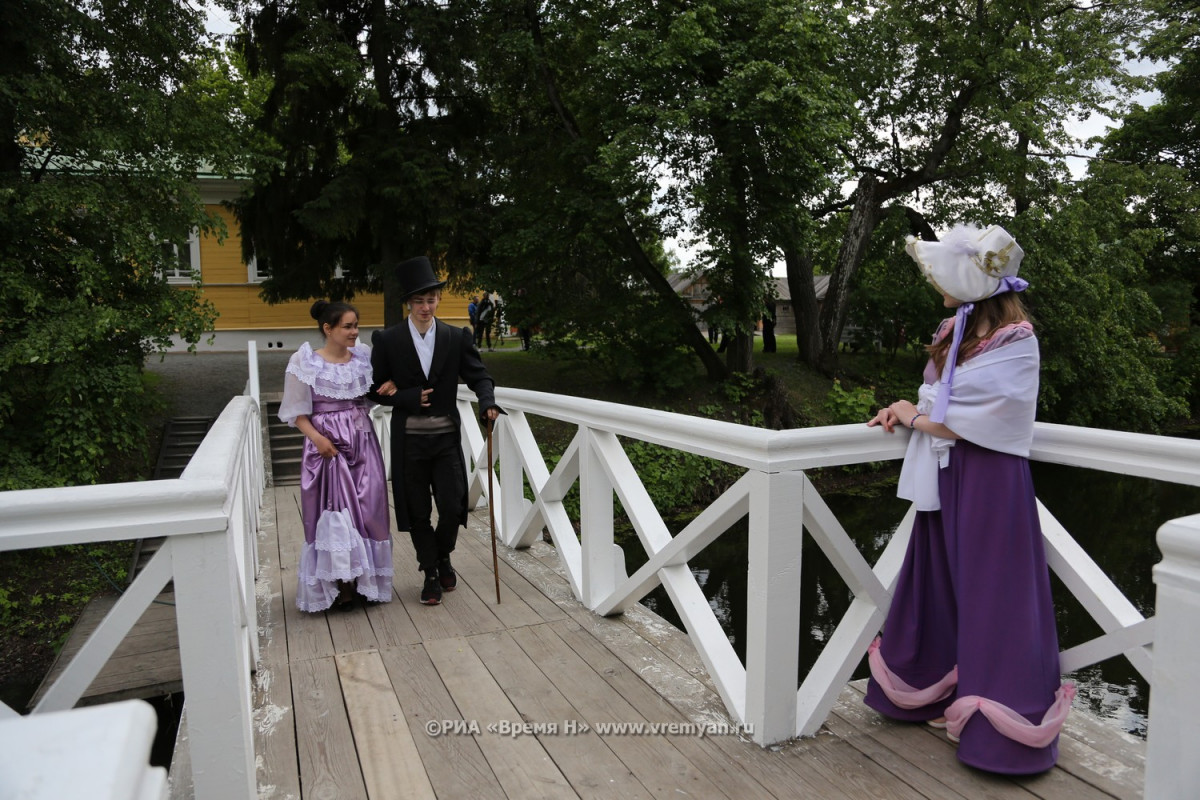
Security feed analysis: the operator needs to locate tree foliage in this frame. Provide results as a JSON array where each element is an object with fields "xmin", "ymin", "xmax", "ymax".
[
  {"xmin": 1097, "ymin": 0, "xmax": 1200, "ymax": 417},
  {"xmin": 0, "ymin": 1, "xmax": 228, "ymax": 488},
  {"xmin": 226, "ymin": 0, "xmax": 493, "ymax": 326},
  {"xmin": 223, "ymin": 0, "xmax": 1195, "ymax": 427},
  {"xmin": 792, "ymin": 0, "xmax": 1148, "ymax": 369}
]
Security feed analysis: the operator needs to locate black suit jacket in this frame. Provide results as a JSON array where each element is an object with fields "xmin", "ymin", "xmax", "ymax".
[{"xmin": 370, "ymin": 319, "xmax": 500, "ymax": 530}]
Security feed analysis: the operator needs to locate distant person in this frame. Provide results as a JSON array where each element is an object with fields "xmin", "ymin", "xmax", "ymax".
[
  {"xmin": 467, "ymin": 295, "xmax": 479, "ymax": 329},
  {"xmin": 474, "ymin": 291, "xmax": 495, "ymax": 351},
  {"xmin": 279, "ymin": 300, "xmax": 395, "ymax": 612},
  {"xmin": 864, "ymin": 224, "xmax": 1071, "ymax": 774},
  {"xmin": 491, "ymin": 296, "xmax": 505, "ymax": 348},
  {"xmin": 511, "ymin": 287, "xmax": 534, "ymax": 350},
  {"xmin": 370, "ymin": 258, "xmax": 503, "ymax": 605},
  {"xmin": 761, "ymin": 296, "xmax": 777, "ymax": 353}
]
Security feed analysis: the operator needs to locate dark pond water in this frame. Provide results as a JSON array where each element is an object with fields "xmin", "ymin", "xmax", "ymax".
[{"xmin": 634, "ymin": 458, "xmax": 1200, "ymax": 739}]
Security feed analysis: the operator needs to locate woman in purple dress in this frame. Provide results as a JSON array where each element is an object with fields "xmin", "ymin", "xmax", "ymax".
[
  {"xmin": 864, "ymin": 225, "xmax": 1074, "ymax": 774},
  {"xmin": 279, "ymin": 300, "xmax": 395, "ymax": 611}
]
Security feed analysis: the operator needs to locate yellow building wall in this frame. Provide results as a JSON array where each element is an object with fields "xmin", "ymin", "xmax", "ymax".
[{"xmin": 192, "ymin": 204, "xmax": 472, "ymax": 329}]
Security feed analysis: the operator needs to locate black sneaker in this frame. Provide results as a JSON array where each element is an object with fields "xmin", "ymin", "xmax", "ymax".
[
  {"xmin": 420, "ymin": 570, "xmax": 442, "ymax": 605},
  {"xmin": 438, "ymin": 559, "xmax": 457, "ymax": 592}
]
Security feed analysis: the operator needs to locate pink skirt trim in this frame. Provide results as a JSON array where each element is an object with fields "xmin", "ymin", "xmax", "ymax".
[
  {"xmin": 946, "ymin": 683, "xmax": 1076, "ymax": 748},
  {"xmin": 867, "ymin": 637, "xmax": 958, "ymax": 710}
]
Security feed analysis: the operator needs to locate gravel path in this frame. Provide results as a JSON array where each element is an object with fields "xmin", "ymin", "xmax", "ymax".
[{"xmin": 145, "ymin": 350, "xmax": 293, "ymax": 418}]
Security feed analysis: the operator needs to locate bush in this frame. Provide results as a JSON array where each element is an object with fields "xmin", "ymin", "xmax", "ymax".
[{"xmin": 823, "ymin": 379, "xmax": 876, "ymax": 424}]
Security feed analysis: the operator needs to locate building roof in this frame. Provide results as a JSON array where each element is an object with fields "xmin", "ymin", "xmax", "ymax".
[{"xmin": 669, "ymin": 272, "xmax": 830, "ymax": 303}]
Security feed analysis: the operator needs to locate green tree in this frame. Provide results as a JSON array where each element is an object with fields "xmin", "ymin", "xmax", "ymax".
[
  {"xmin": 1014, "ymin": 172, "xmax": 1187, "ymax": 430},
  {"xmin": 792, "ymin": 0, "xmax": 1146, "ymax": 371},
  {"xmin": 0, "ymin": 0, "xmax": 227, "ymax": 488},
  {"xmin": 227, "ymin": 0, "xmax": 492, "ymax": 326},
  {"xmin": 470, "ymin": 0, "xmax": 852, "ymax": 379},
  {"xmin": 1099, "ymin": 1, "xmax": 1200, "ymax": 417}
]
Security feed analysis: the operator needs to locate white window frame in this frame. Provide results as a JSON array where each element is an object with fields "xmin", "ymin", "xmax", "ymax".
[
  {"xmin": 164, "ymin": 231, "xmax": 201, "ymax": 284},
  {"xmin": 247, "ymin": 254, "xmax": 270, "ymax": 283}
]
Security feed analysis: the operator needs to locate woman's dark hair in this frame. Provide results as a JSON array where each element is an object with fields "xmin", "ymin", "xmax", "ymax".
[
  {"xmin": 310, "ymin": 300, "xmax": 359, "ymax": 336},
  {"xmin": 928, "ymin": 292, "xmax": 1031, "ymax": 373}
]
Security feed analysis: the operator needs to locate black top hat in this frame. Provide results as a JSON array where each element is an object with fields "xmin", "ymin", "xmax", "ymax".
[{"xmin": 396, "ymin": 256, "xmax": 446, "ymax": 301}]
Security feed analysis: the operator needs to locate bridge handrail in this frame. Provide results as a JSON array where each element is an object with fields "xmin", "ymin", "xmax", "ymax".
[
  {"xmin": 0, "ymin": 394, "xmax": 262, "ymax": 800},
  {"xmin": 436, "ymin": 385, "xmax": 1198, "ymax": 797}
]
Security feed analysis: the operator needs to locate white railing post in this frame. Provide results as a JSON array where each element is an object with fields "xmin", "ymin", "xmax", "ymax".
[
  {"xmin": 247, "ymin": 340, "xmax": 260, "ymax": 406},
  {"xmin": 498, "ymin": 413, "xmax": 530, "ymax": 548},
  {"xmin": 172, "ymin": 525, "xmax": 256, "ymax": 800},
  {"xmin": 1145, "ymin": 513, "xmax": 1200, "ymax": 799},
  {"xmin": 744, "ymin": 469, "xmax": 805, "ymax": 744},
  {"xmin": 580, "ymin": 428, "xmax": 620, "ymax": 610}
]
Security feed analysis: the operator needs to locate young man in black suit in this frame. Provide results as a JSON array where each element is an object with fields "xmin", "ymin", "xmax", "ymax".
[{"xmin": 370, "ymin": 257, "xmax": 503, "ymax": 605}]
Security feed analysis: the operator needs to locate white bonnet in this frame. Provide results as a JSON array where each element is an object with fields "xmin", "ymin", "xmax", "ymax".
[{"xmin": 904, "ymin": 224, "xmax": 1025, "ymax": 303}]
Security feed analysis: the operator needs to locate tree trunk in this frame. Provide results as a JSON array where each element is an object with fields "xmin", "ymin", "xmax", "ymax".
[
  {"xmin": 613, "ymin": 221, "xmax": 728, "ymax": 380},
  {"xmin": 380, "ymin": 251, "xmax": 406, "ymax": 329},
  {"xmin": 369, "ymin": 0, "xmax": 405, "ymax": 330},
  {"xmin": 726, "ymin": 331, "xmax": 754, "ymax": 373},
  {"xmin": 1013, "ymin": 129, "xmax": 1031, "ymax": 216},
  {"xmin": 817, "ymin": 174, "xmax": 882, "ymax": 370},
  {"xmin": 782, "ymin": 231, "xmax": 822, "ymax": 367}
]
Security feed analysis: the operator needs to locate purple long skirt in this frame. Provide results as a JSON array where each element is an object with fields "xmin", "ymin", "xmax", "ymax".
[
  {"xmin": 864, "ymin": 440, "xmax": 1063, "ymax": 774},
  {"xmin": 296, "ymin": 397, "xmax": 393, "ymax": 611}
]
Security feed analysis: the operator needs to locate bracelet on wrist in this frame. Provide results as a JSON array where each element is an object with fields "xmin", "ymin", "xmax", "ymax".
[{"xmin": 909, "ymin": 413, "xmax": 925, "ymax": 429}]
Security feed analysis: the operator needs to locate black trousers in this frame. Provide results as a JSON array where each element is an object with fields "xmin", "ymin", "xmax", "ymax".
[{"xmin": 402, "ymin": 431, "xmax": 466, "ymax": 572}]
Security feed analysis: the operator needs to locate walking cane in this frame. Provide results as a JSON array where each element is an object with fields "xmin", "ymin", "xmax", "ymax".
[{"xmin": 487, "ymin": 415, "xmax": 501, "ymax": 604}]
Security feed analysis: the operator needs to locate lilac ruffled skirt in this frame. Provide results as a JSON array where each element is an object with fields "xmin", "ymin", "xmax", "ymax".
[{"xmin": 296, "ymin": 398, "xmax": 393, "ymax": 611}]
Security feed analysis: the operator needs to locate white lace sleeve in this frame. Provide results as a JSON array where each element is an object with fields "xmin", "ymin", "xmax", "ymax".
[{"xmin": 277, "ymin": 370, "xmax": 313, "ymax": 427}]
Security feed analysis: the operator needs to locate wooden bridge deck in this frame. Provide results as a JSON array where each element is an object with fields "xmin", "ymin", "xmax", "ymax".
[{"xmin": 196, "ymin": 482, "xmax": 1143, "ymax": 800}]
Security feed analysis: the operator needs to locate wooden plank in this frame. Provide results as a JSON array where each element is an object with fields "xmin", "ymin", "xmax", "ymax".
[
  {"xmin": 33, "ymin": 590, "xmax": 182, "ymax": 707},
  {"xmin": 84, "ymin": 654, "xmax": 182, "ymax": 695},
  {"xmin": 788, "ymin": 731, "xmax": 950, "ymax": 800},
  {"xmin": 327, "ymin": 600, "xmax": 381, "ymax": 655},
  {"xmin": 423, "ymin": 636, "xmax": 577, "ymax": 799},
  {"xmin": 276, "ymin": 486, "xmax": 336, "ymax": 662},
  {"xmin": 507, "ymin": 623, "xmax": 738, "ymax": 799},
  {"xmin": 376, "ymin": 643, "xmax": 506, "ymax": 799},
  {"xmin": 1051, "ymin": 712, "xmax": 1144, "ymax": 800},
  {"xmin": 433, "ymin": 560, "xmax": 507, "ymax": 637},
  {"xmin": 489, "ymin": 537, "xmax": 738, "ymax": 729},
  {"xmin": 254, "ymin": 485, "xmax": 302, "ymax": 800},
  {"xmin": 568, "ymin": 596, "xmax": 934, "ymax": 800},
  {"xmin": 831, "ymin": 686, "xmax": 1037, "ymax": 800},
  {"xmin": 468, "ymin": 629, "xmax": 654, "ymax": 799},
  {"xmin": 96, "ymin": 621, "xmax": 179, "ymax": 656},
  {"xmin": 389, "ymin": 528, "xmax": 469, "ymax": 641},
  {"xmin": 458, "ymin": 524, "xmax": 569, "ymax": 623},
  {"xmin": 291, "ymin": 656, "xmax": 368, "ymax": 800},
  {"xmin": 449, "ymin": 536, "xmax": 546, "ymax": 628},
  {"xmin": 364, "ymin": 590, "xmax": 422, "ymax": 649},
  {"xmin": 509, "ymin": 526, "xmax": 1133, "ymax": 800},
  {"xmin": 547, "ymin": 617, "xmax": 862, "ymax": 800},
  {"xmin": 822, "ymin": 706, "xmax": 973, "ymax": 800},
  {"xmin": 336, "ymin": 650, "xmax": 435, "ymax": 800},
  {"xmin": 841, "ymin": 682, "xmax": 1131, "ymax": 800}
]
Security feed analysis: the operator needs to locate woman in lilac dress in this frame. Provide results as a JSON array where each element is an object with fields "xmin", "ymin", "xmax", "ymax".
[
  {"xmin": 279, "ymin": 300, "xmax": 395, "ymax": 611},
  {"xmin": 864, "ymin": 225, "xmax": 1073, "ymax": 774}
]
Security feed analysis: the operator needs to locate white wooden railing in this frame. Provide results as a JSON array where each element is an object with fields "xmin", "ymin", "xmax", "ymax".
[
  {"xmin": 428, "ymin": 386, "xmax": 1199, "ymax": 796},
  {"xmin": 2, "ymin": 351, "xmax": 1196, "ymax": 797},
  {"xmin": 0, "ymin": 394, "xmax": 264, "ymax": 800}
]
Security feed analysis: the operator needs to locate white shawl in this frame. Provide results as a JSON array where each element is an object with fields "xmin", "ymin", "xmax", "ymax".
[{"xmin": 897, "ymin": 335, "xmax": 1039, "ymax": 510}]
